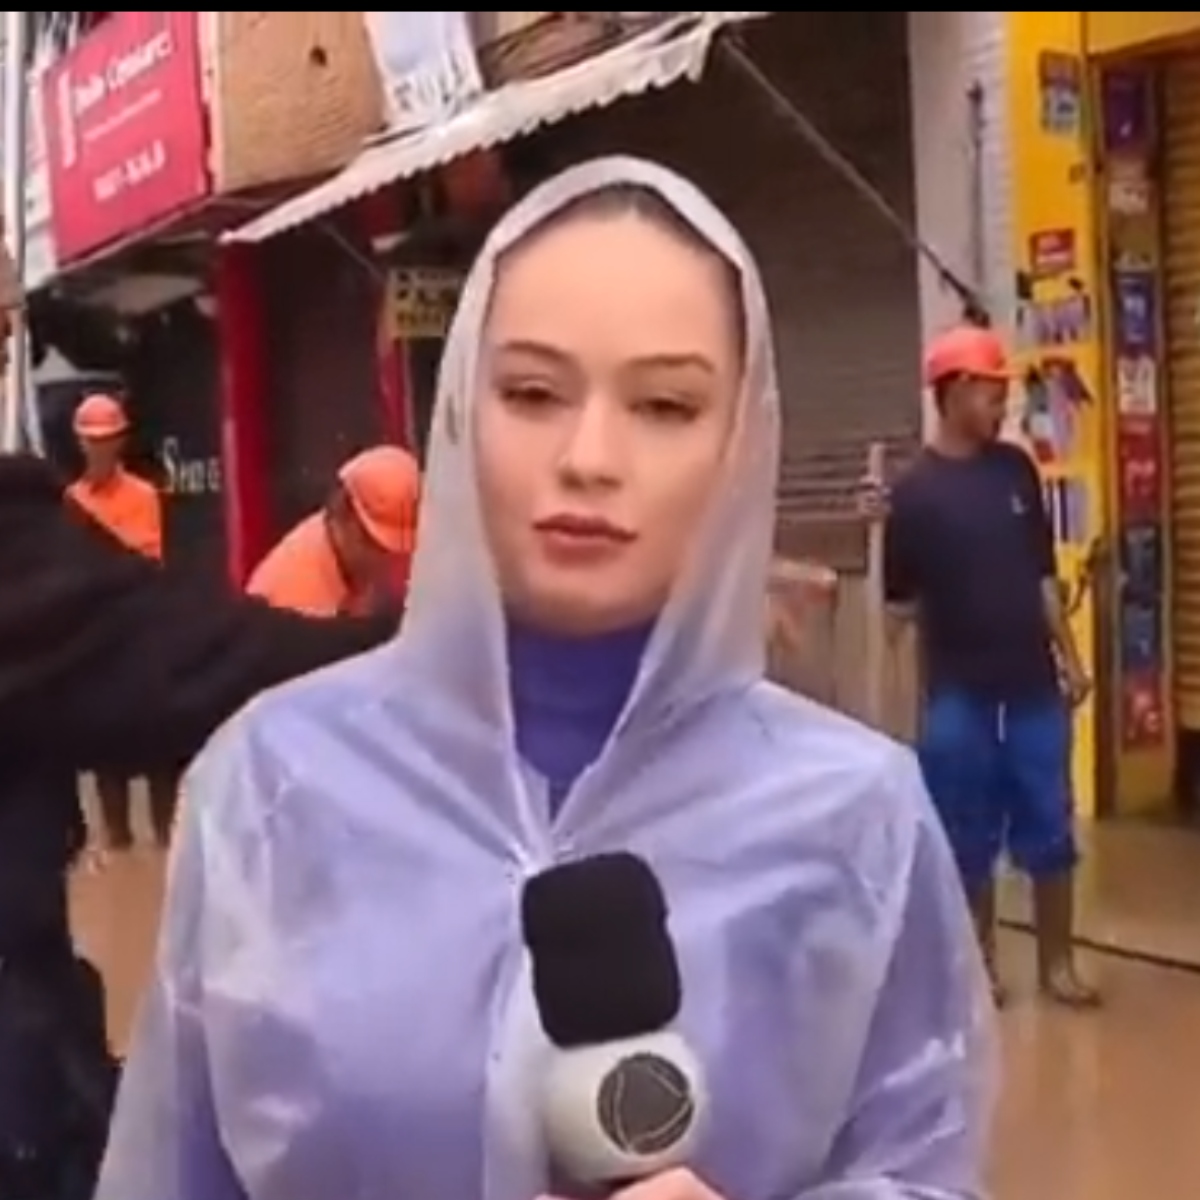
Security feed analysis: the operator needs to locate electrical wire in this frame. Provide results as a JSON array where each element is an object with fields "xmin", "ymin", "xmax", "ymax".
[{"xmin": 718, "ymin": 31, "xmax": 991, "ymax": 328}]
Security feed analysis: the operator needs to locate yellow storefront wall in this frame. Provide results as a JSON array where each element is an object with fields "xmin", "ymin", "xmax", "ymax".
[
  {"xmin": 1007, "ymin": 13, "xmax": 1177, "ymax": 815},
  {"xmin": 1084, "ymin": 13, "xmax": 1200, "ymax": 58},
  {"xmin": 1005, "ymin": 14, "xmax": 1104, "ymax": 816}
]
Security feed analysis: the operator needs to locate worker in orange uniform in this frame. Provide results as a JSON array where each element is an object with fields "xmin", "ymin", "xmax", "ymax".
[
  {"xmin": 247, "ymin": 444, "xmax": 420, "ymax": 617},
  {"xmin": 66, "ymin": 393, "xmax": 178, "ymax": 856}
]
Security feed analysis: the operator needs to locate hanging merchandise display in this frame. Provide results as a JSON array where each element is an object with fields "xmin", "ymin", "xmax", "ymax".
[
  {"xmin": 1102, "ymin": 65, "xmax": 1168, "ymax": 750},
  {"xmin": 1113, "ymin": 270, "xmax": 1158, "ymax": 353},
  {"xmin": 1037, "ymin": 50, "xmax": 1083, "ymax": 137},
  {"xmin": 1029, "ymin": 227, "xmax": 1078, "ymax": 278},
  {"xmin": 1115, "ymin": 354, "xmax": 1159, "ymax": 419},
  {"xmin": 1018, "ymin": 357, "xmax": 1093, "ymax": 468},
  {"xmin": 1042, "ymin": 476, "xmax": 1090, "ymax": 549}
]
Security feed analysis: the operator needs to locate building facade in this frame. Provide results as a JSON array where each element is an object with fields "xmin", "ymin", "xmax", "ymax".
[
  {"xmin": 221, "ymin": 10, "xmax": 1011, "ymax": 728},
  {"xmin": 998, "ymin": 13, "xmax": 1200, "ymax": 822},
  {"xmin": 8, "ymin": 13, "xmax": 1039, "ymax": 740}
]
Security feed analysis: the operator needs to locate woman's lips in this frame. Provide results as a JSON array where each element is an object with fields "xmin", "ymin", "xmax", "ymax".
[{"xmin": 534, "ymin": 514, "xmax": 636, "ymax": 562}]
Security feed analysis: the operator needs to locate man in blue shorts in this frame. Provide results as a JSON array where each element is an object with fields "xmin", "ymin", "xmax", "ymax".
[{"xmin": 881, "ymin": 324, "xmax": 1098, "ymax": 1008}]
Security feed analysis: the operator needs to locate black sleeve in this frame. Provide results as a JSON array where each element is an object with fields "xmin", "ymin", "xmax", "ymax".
[
  {"xmin": 0, "ymin": 454, "xmax": 396, "ymax": 773},
  {"xmin": 1008, "ymin": 446, "xmax": 1057, "ymax": 579},
  {"xmin": 883, "ymin": 480, "xmax": 922, "ymax": 605}
]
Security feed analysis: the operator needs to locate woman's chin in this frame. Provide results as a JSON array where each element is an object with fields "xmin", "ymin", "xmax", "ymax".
[{"xmin": 513, "ymin": 576, "xmax": 655, "ymax": 638}]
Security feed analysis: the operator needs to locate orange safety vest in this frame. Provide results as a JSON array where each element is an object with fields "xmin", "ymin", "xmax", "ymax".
[
  {"xmin": 67, "ymin": 468, "xmax": 163, "ymax": 561},
  {"xmin": 245, "ymin": 513, "xmax": 371, "ymax": 617}
]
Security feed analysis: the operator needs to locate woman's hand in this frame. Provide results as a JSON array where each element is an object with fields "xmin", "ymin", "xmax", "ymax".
[{"xmin": 541, "ymin": 1168, "xmax": 725, "ymax": 1200}]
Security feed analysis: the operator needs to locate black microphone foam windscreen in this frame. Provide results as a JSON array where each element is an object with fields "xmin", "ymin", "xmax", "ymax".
[{"xmin": 521, "ymin": 852, "xmax": 681, "ymax": 1049}]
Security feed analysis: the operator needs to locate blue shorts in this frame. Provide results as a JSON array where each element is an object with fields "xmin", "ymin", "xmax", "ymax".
[{"xmin": 916, "ymin": 689, "xmax": 1078, "ymax": 888}]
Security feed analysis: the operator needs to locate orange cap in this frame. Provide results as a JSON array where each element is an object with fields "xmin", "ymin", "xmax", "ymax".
[
  {"xmin": 337, "ymin": 445, "xmax": 420, "ymax": 554},
  {"xmin": 922, "ymin": 325, "xmax": 1012, "ymax": 388},
  {"xmin": 73, "ymin": 393, "xmax": 129, "ymax": 439}
]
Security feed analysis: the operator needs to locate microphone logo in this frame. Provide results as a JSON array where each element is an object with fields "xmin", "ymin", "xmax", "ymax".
[{"xmin": 596, "ymin": 1051, "xmax": 696, "ymax": 1156}]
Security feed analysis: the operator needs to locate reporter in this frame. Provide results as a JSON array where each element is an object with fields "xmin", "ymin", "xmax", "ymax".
[{"xmin": 98, "ymin": 159, "xmax": 991, "ymax": 1200}]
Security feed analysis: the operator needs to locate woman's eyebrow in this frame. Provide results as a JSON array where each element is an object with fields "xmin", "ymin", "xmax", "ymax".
[
  {"xmin": 494, "ymin": 341, "xmax": 716, "ymax": 376},
  {"xmin": 628, "ymin": 352, "xmax": 716, "ymax": 375},
  {"xmin": 493, "ymin": 338, "xmax": 572, "ymax": 367}
]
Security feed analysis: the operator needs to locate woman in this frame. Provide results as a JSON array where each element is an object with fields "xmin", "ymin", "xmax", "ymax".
[{"xmin": 97, "ymin": 158, "xmax": 993, "ymax": 1200}]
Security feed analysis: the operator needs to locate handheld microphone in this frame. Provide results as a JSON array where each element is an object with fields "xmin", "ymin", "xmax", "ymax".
[{"xmin": 521, "ymin": 852, "xmax": 707, "ymax": 1187}]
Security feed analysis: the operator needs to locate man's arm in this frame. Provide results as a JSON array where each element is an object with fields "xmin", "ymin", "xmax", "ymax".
[
  {"xmin": 0, "ymin": 454, "xmax": 395, "ymax": 773},
  {"xmin": 1015, "ymin": 451, "xmax": 1088, "ymax": 695},
  {"xmin": 1041, "ymin": 575, "xmax": 1086, "ymax": 683}
]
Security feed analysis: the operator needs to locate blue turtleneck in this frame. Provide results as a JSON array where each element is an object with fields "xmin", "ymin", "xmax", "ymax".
[{"xmin": 506, "ymin": 619, "xmax": 652, "ymax": 817}]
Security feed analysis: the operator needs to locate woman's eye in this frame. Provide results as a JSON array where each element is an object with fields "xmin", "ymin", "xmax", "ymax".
[
  {"xmin": 500, "ymin": 383, "xmax": 560, "ymax": 409},
  {"xmin": 638, "ymin": 397, "xmax": 697, "ymax": 423}
]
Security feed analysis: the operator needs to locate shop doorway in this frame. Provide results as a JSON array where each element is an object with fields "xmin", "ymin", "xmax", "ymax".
[{"xmin": 1161, "ymin": 52, "xmax": 1200, "ymax": 822}]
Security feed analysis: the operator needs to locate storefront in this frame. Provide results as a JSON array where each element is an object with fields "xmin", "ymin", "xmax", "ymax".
[
  {"xmin": 37, "ymin": 12, "xmax": 225, "ymax": 572},
  {"xmin": 1004, "ymin": 13, "xmax": 1200, "ymax": 819},
  {"xmin": 222, "ymin": 15, "xmax": 768, "ymax": 578},
  {"xmin": 1161, "ymin": 51, "xmax": 1200, "ymax": 821},
  {"xmin": 225, "ymin": 10, "xmax": 1026, "ymax": 726},
  {"xmin": 227, "ymin": 13, "xmax": 927, "ymax": 546},
  {"xmin": 514, "ymin": 11, "xmax": 923, "ymax": 577}
]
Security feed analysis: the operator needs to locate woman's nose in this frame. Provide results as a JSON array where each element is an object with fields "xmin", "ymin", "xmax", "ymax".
[{"xmin": 557, "ymin": 397, "xmax": 624, "ymax": 487}]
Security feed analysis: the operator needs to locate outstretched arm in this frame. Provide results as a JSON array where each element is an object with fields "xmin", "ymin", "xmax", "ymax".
[{"xmin": 0, "ymin": 454, "xmax": 395, "ymax": 772}]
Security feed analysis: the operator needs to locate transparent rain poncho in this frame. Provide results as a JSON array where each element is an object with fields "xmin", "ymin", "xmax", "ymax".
[{"xmin": 97, "ymin": 157, "xmax": 995, "ymax": 1200}]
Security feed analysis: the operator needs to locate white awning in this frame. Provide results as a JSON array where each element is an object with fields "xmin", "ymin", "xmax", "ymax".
[{"xmin": 223, "ymin": 13, "xmax": 763, "ymax": 246}]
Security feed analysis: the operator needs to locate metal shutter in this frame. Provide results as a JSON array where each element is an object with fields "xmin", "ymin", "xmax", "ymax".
[
  {"xmin": 1163, "ymin": 55, "xmax": 1200, "ymax": 730},
  {"xmin": 522, "ymin": 11, "xmax": 922, "ymax": 570}
]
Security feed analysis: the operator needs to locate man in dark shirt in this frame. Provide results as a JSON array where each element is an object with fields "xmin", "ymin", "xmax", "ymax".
[{"xmin": 882, "ymin": 324, "xmax": 1098, "ymax": 1008}]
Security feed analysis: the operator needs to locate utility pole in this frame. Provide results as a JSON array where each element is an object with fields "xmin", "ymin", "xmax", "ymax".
[{"xmin": 1, "ymin": 9, "xmax": 29, "ymax": 451}]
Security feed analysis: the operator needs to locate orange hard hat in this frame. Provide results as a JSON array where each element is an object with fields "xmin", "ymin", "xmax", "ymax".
[
  {"xmin": 73, "ymin": 393, "xmax": 129, "ymax": 439},
  {"xmin": 922, "ymin": 325, "xmax": 1012, "ymax": 388},
  {"xmin": 337, "ymin": 445, "xmax": 420, "ymax": 554}
]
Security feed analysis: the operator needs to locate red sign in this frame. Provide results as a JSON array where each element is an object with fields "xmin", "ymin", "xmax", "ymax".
[
  {"xmin": 1121, "ymin": 672, "xmax": 1166, "ymax": 748},
  {"xmin": 43, "ymin": 12, "xmax": 209, "ymax": 263},
  {"xmin": 1029, "ymin": 228, "xmax": 1077, "ymax": 277},
  {"xmin": 1116, "ymin": 415, "xmax": 1162, "ymax": 518}
]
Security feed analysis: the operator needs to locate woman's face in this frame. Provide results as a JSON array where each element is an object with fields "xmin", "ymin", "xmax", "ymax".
[{"xmin": 475, "ymin": 209, "xmax": 742, "ymax": 636}]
